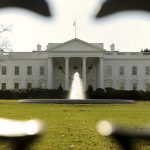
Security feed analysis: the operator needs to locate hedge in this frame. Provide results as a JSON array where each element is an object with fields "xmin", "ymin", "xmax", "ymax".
[
  {"xmin": 0, "ymin": 88, "xmax": 69, "ymax": 99},
  {"xmin": 86, "ymin": 87, "xmax": 146, "ymax": 100},
  {"xmin": 0, "ymin": 87, "xmax": 149, "ymax": 100}
]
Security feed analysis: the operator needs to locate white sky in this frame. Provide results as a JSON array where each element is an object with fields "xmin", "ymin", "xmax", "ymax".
[{"xmin": 0, "ymin": 0, "xmax": 150, "ymax": 52}]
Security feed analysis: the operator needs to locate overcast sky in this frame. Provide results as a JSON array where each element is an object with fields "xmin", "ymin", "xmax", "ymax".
[{"xmin": 0, "ymin": 0, "xmax": 150, "ymax": 52}]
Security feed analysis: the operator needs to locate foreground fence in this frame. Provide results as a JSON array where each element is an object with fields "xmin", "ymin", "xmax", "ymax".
[
  {"xmin": 0, "ymin": 118, "xmax": 44, "ymax": 150},
  {"xmin": 97, "ymin": 120, "xmax": 150, "ymax": 150},
  {"xmin": 1, "ymin": 118, "xmax": 150, "ymax": 149}
]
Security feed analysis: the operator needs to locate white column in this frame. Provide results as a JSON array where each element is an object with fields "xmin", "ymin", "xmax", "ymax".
[
  {"xmin": 47, "ymin": 57, "xmax": 53, "ymax": 89},
  {"xmin": 99, "ymin": 57, "xmax": 104, "ymax": 89},
  {"xmin": 65, "ymin": 57, "xmax": 69, "ymax": 90},
  {"xmin": 82, "ymin": 57, "xmax": 86, "ymax": 90}
]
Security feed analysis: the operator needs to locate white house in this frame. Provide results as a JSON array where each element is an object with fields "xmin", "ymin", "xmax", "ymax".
[{"xmin": 0, "ymin": 38, "xmax": 150, "ymax": 91}]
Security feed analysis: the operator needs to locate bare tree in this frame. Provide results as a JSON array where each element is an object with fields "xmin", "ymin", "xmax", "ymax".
[{"xmin": 0, "ymin": 24, "xmax": 12, "ymax": 53}]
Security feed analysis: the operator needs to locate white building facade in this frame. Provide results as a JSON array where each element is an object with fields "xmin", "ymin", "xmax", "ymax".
[{"xmin": 0, "ymin": 38, "xmax": 150, "ymax": 91}]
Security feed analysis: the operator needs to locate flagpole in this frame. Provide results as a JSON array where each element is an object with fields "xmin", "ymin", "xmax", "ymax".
[
  {"xmin": 73, "ymin": 20, "xmax": 76, "ymax": 38},
  {"xmin": 75, "ymin": 22, "xmax": 76, "ymax": 38}
]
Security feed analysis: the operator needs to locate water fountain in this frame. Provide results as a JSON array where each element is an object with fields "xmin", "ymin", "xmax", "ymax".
[
  {"xmin": 69, "ymin": 72, "xmax": 85, "ymax": 100},
  {"xmin": 19, "ymin": 72, "xmax": 134, "ymax": 104}
]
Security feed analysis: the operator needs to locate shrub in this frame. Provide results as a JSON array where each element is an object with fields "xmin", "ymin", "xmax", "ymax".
[
  {"xmin": 86, "ymin": 85, "xmax": 94, "ymax": 98},
  {"xmin": 0, "ymin": 89, "xmax": 68, "ymax": 99},
  {"xmin": 92, "ymin": 88, "xmax": 106, "ymax": 99},
  {"xmin": 0, "ymin": 88, "xmax": 148, "ymax": 100}
]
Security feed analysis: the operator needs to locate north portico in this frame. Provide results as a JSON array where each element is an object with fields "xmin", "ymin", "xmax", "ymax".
[
  {"xmin": 1, "ymin": 38, "xmax": 150, "ymax": 91},
  {"xmin": 46, "ymin": 38, "xmax": 105, "ymax": 90}
]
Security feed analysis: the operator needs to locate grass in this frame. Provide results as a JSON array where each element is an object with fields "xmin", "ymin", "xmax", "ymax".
[{"xmin": 0, "ymin": 100, "xmax": 150, "ymax": 149}]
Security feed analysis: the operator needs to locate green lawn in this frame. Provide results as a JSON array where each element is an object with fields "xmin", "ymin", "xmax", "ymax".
[{"xmin": 0, "ymin": 100, "xmax": 150, "ymax": 149}]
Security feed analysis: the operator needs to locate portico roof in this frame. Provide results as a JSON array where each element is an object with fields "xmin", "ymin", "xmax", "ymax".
[{"xmin": 47, "ymin": 38, "xmax": 106, "ymax": 53}]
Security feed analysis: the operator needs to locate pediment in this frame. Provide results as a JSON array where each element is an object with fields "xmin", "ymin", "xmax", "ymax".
[{"xmin": 47, "ymin": 38, "xmax": 105, "ymax": 52}]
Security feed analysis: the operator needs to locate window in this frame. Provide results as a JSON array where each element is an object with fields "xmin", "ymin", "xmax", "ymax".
[
  {"xmin": 58, "ymin": 66, "xmax": 63, "ymax": 70},
  {"xmin": 105, "ymin": 80, "xmax": 112, "ymax": 88},
  {"xmin": 14, "ymin": 83, "xmax": 19, "ymax": 90},
  {"xmin": 145, "ymin": 66, "xmax": 150, "ymax": 75},
  {"xmin": 27, "ymin": 66, "xmax": 32, "ymax": 75},
  {"xmin": 73, "ymin": 66, "xmax": 78, "ymax": 71},
  {"xmin": 106, "ymin": 66, "xmax": 112, "ymax": 76},
  {"xmin": 15, "ymin": 66, "xmax": 19, "ymax": 75},
  {"xmin": 2, "ymin": 66, "xmax": 6, "ymax": 75},
  {"xmin": 27, "ymin": 82, "xmax": 32, "ymax": 89},
  {"xmin": 1, "ymin": 83, "xmax": 6, "ymax": 90},
  {"xmin": 133, "ymin": 83, "xmax": 138, "ymax": 91},
  {"xmin": 39, "ymin": 82, "xmax": 46, "ymax": 89},
  {"xmin": 119, "ymin": 66, "xmax": 124, "ymax": 75},
  {"xmin": 146, "ymin": 83, "xmax": 150, "ymax": 91},
  {"xmin": 132, "ymin": 66, "xmax": 137, "ymax": 75},
  {"xmin": 40, "ymin": 66, "xmax": 45, "ymax": 75},
  {"xmin": 120, "ymin": 83, "xmax": 125, "ymax": 90}
]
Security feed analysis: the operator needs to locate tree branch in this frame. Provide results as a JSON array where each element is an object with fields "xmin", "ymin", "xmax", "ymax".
[{"xmin": 0, "ymin": 24, "xmax": 12, "ymax": 52}]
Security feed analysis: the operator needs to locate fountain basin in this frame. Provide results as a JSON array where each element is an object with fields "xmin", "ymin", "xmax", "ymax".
[{"xmin": 19, "ymin": 99, "xmax": 135, "ymax": 104}]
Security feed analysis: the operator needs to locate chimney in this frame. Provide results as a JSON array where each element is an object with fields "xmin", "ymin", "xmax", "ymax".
[
  {"xmin": 37, "ymin": 43, "xmax": 42, "ymax": 51},
  {"xmin": 110, "ymin": 43, "xmax": 115, "ymax": 52}
]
